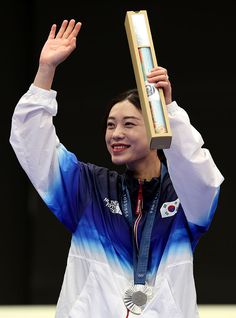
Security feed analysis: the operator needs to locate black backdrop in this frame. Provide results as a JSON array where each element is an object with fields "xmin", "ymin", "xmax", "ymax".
[{"xmin": 1, "ymin": 0, "xmax": 235, "ymax": 305}]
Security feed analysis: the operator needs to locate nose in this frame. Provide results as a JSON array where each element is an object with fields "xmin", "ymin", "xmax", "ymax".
[{"xmin": 112, "ymin": 125, "xmax": 125, "ymax": 140}]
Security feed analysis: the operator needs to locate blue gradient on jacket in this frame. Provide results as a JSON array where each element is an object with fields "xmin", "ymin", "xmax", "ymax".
[
  {"xmin": 44, "ymin": 144, "xmax": 80, "ymax": 232},
  {"xmin": 148, "ymin": 188, "xmax": 221, "ymax": 277},
  {"xmin": 72, "ymin": 202, "xmax": 133, "ymax": 275},
  {"xmin": 43, "ymin": 144, "xmax": 222, "ymax": 282},
  {"xmin": 207, "ymin": 187, "xmax": 221, "ymax": 225},
  {"xmin": 148, "ymin": 209, "xmax": 192, "ymax": 278},
  {"xmin": 189, "ymin": 187, "xmax": 221, "ymax": 250},
  {"xmin": 43, "ymin": 145, "xmax": 133, "ymax": 274}
]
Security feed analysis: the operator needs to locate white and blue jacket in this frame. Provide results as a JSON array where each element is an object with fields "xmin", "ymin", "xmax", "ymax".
[{"xmin": 10, "ymin": 84, "xmax": 224, "ymax": 318}]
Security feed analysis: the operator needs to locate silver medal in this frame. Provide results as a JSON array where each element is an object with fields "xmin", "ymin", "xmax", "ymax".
[{"xmin": 123, "ymin": 284, "xmax": 152, "ymax": 315}]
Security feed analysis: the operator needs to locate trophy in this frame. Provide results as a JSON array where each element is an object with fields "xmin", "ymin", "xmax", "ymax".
[{"xmin": 125, "ymin": 10, "xmax": 172, "ymax": 149}]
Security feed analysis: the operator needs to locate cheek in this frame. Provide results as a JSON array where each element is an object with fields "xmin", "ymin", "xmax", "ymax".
[
  {"xmin": 135, "ymin": 129, "xmax": 149, "ymax": 147},
  {"xmin": 105, "ymin": 131, "xmax": 110, "ymax": 146}
]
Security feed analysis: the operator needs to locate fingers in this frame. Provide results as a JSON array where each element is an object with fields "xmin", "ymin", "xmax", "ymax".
[
  {"xmin": 67, "ymin": 21, "xmax": 82, "ymax": 40},
  {"xmin": 62, "ymin": 19, "xmax": 76, "ymax": 39},
  {"xmin": 55, "ymin": 19, "xmax": 82, "ymax": 39},
  {"xmin": 147, "ymin": 66, "xmax": 172, "ymax": 105},
  {"xmin": 48, "ymin": 24, "xmax": 57, "ymax": 39},
  {"xmin": 148, "ymin": 66, "xmax": 168, "ymax": 76},
  {"xmin": 147, "ymin": 67, "xmax": 169, "ymax": 85},
  {"xmin": 55, "ymin": 20, "xmax": 68, "ymax": 38}
]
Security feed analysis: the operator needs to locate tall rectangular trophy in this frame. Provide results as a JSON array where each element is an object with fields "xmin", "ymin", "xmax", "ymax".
[{"xmin": 125, "ymin": 10, "xmax": 172, "ymax": 149}]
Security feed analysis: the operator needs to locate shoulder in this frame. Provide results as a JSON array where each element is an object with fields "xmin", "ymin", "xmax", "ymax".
[
  {"xmin": 79, "ymin": 162, "xmax": 120, "ymax": 184},
  {"xmin": 161, "ymin": 165, "xmax": 178, "ymax": 202}
]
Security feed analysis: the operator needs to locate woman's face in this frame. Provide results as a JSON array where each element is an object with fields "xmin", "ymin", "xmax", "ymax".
[{"xmin": 105, "ymin": 100, "xmax": 152, "ymax": 169}]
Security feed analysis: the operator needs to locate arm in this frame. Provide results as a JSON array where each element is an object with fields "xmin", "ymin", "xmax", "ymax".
[
  {"xmin": 10, "ymin": 20, "xmax": 83, "ymax": 232},
  {"xmin": 148, "ymin": 67, "xmax": 224, "ymax": 227}
]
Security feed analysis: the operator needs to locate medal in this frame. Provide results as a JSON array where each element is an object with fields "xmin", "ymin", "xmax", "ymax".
[
  {"xmin": 121, "ymin": 165, "xmax": 167, "ymax": 315},
  {"xmin": 123, "ymin": 284, "xmax": 152, "ymax": 315}
]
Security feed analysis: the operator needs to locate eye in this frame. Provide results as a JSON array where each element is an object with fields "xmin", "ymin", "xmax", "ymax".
[
  {"xmin": 107, "ymin": 121, "xmax": 115, "ymax": 129},
  {"xmin": 125, "ymin": 122, "xmax": 135, "ymax": 127}
]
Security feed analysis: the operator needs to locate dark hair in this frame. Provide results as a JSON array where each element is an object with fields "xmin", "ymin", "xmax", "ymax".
[
  {"xmin": 103, "ymin": 88, "xmax": 166, "ymax": 163},
  {"xmin": 108, "ymin": 88, "xmax": 141, "ymax": 110},
  {"xmin": 103, "ymin": 89, "xmax": 141, "ymax": 127}
]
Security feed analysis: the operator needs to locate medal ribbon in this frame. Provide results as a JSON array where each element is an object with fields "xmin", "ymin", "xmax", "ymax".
[
  {"xmin": 133, "ymin": 179, "xmax": 143, "ymax": 250},
  {"xmin": 121, "ymin": 164, "xmax": 166, "ymax": 285}
]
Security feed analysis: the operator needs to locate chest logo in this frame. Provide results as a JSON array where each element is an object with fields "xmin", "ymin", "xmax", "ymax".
[
  {"xmin": 104, "ymin": 198, "xmax": 122, "ymax": 215},
  {"xmin": 160, "ymin": 199, "xmax": 180, "ymax": 218}
]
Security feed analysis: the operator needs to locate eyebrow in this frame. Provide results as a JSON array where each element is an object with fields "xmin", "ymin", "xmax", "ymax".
[{"xmin": 107, "ymin": 116, "xmax": 141, "ymax": 121}]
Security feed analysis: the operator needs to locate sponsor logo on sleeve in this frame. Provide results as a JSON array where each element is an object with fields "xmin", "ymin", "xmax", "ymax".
[{"xmin": 160, "ymin": 199, "xmax": 180, "ymax": 218}]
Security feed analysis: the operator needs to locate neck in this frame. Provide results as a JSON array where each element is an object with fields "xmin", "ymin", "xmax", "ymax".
[{"xmin": 127, "ymin": 152, "xmax": 161, "ymax": 181}]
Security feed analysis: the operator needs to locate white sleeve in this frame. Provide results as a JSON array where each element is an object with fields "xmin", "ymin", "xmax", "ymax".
[
  {"xmin": 10, "ymin": 84, "xmax": 88, "ymax": 232},
  {"xmin": 164, "ymin": 101, "xmax": 224, "ymax": 227},
  {"xmin": 10, "ymin": 84, "xmax": 60, "ymax": 197}
]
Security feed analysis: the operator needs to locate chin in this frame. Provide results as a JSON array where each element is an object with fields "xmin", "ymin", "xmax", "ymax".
[
  {"xmin": 111, "ymin": 159, "xmax": 126, "ymax": 166},
  {"xmin": 111, "ymin": 156, "xmax": 127, "ymax": 166}
]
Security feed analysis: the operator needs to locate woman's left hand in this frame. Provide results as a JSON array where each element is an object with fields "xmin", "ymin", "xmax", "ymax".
[{"xmin": 147, "ymin": 66, "xmax": 172, "ymax": 105}]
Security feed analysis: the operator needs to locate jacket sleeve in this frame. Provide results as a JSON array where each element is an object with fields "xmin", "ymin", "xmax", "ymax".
[
  {"xmin": 9, "ymin": 84, "xmax": 82, "ymax": 232},
  {"xmin": 164, "ymin": 101, "xmax": 224, "ymax": 227}
]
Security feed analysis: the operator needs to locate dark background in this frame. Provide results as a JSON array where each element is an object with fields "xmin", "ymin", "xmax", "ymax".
[{"xmin": 1, "ymin": 0, "xmax": 235, "ymax": 305}]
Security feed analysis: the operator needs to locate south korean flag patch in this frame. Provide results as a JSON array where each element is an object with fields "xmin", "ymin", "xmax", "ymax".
[{"xmin": 160, "ymin": 199, "xmax": 180, "ymax": 218}]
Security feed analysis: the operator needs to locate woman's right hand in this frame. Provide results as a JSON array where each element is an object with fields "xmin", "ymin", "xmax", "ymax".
[{"xmin": 34, "ymin": 19, "xmax": 82, "ymax": 90}]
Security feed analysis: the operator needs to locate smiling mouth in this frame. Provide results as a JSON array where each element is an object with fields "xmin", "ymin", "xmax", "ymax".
[{"xmin": 112, "ymin": 144, "xmax": 130, "ymax": 153}]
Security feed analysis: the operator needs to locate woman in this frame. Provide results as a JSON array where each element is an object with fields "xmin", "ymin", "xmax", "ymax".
[{"xmin": 10, "ymin": 19, "xmax": 224, "ymax": 318}]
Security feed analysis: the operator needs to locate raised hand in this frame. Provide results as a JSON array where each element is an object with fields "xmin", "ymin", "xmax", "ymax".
[
  {"xmin": 147, "ymin": 66, "xmax": 172, "ymax": 105},
  {"xmin": 39, "ymin": 19, "xmax": 82, "ymax": 68},
  {"xmin": 34, "ymin": 19, "xmax": 82, "ymax": 90}
]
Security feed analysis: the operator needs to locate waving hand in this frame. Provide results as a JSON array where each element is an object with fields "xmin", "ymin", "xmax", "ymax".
[{"xmin": 34, "ymin": 19, "xmax": 82, "ymax": 90}]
